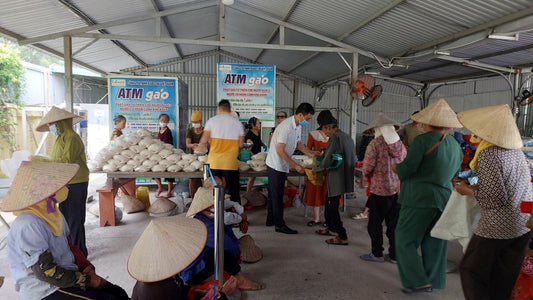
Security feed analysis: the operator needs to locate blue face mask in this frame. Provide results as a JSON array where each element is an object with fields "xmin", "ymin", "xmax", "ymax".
[
  {"xmin": 299, "ymin": 119, "xmax": 309, "ymax": 127},
  {"xmin": 49, "ymin": 124, "xmax": 59, "ymax": 136}
]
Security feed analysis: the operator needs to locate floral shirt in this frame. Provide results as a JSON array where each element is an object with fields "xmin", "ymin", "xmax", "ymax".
[
  {"xmin": 473, "ymin": 146, "xmax": 531, "ymax": 239},
  {"xmin": 363, "ymin": 136, "xmax": 406, "ymax": 196}
]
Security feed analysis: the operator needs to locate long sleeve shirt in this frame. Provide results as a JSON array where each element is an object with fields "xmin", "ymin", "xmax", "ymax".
[
  {"xmin": 473, "ymin": 146, "xmax": 531, "ymax": 239},
  {"xmin": 396, "ymin": 131, "xmax": 462, "ymax": 210},
  {"xmin": 363, "ymin": 136, "xmax": 406, "ymax": 196}
]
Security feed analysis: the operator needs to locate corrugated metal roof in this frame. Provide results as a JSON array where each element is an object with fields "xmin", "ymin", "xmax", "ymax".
[
  {"xmin": 1, "ymin": 0, "xmax": 533, "ymax": 84},
  {"xmin": 70, "ymin": 0, "xmax": 154, "ymax": 23},
  {"xmin": 0, "ymin": 0, "xmax": 87, "ymax": 37}
]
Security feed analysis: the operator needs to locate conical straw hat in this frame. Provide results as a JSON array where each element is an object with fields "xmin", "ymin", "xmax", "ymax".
[
  {"xmin": 127, "ymin": 216, "xmax": 207, "ymax": 282},
  {"xmin": 36, "ymin": 106, "xmax": 83, "ymax": 132},
  {"xmin": 411, "ymin": 98, "xmax": 462, "ymax": 128},
  {"xmin": 0, "ymin": 161, "xmax": 79, "ymax": 212},
  {"xmin": 239, "ymin": 234, "xmax": 263, "ymax": 263},
  {"xmin": 363, "ymin": 113, "xmax": 400, "ymax": 134},
  {"xmin": 186, "ymin": 187, "xmax": 214, "ymax": 217},
  {"xmin": 457, "ymin": 104, "xmax": 522, "ymax": 149}
]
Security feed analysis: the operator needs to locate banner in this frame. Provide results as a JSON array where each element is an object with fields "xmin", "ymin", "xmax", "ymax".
[
  {"xmin": 217, "ymin": 64, "xmax": 276, "ymax": 127},
  {"xmin": 108, "ymin": 76, "xmax": 178, "ymax": 147}
]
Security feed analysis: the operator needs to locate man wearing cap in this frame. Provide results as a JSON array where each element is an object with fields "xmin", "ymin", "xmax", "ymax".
[
  {"xmin": 454, "ymin": 105, "xmax": 532, "ymax": 300},
  {"xmin": 2, "ymin": 161, "xmax": 128, "ymax": 300},
  {"xmin": 34, "ymin": 106, "xmax": 90, "ymax": 257},
  {"xmin": 393, "ymin": 99, "xmax": 463, "ymax": 293},
  {"xmin": 266, "ymin": 102, "xmax": 320, "ymax": 234},
  {"xmin": 186, "ymin": 110, "xmax": 205, "ymax": 199},
  {"xmin": 198, "ymin": 100, "xmax": 245, "ymax": 204},
  {"xmin": 313, "ymin": 114, "xmax": 356, "ymax": 245},
  {"xmin": 360, "ymin": 113, "xmax": 406, "ymax": 263}
]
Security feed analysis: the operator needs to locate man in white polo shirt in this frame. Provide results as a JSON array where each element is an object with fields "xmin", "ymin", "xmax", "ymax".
[
  {"xmin": 199, "ymin": 100, "xmax": 245, "ymax": 203},
  {"xmin": 266, "ymin": 102, "xmax": 320, "ymax": 234}
]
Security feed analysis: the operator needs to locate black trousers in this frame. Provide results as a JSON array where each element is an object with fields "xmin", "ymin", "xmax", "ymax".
[
  {"xmin": 43, "ymin": 282, "xmax": 129, "ymax": 300},
  {"xmin": 266, "ymin": 166, "xmax": 287, "ymax": 228},
  {"xmin": 460, "ymin": 232, "xmax": 531, "ymax": 300},
  {"xmin": 60, "ymin": 182, "xmax": 88, "ymax": 257},
  {"xmin": 325, "ymin": 195, "xmax": 348, "ymax": 240},
  {"xmin": 366, "ymin": 193, "xmax": 399, "ymax": 259},
  {"xmin": 187, "ymin": 248, "xmax": 241, "ymax": 285},
  {"xmin": 211, "ymin": 169, "xmax": 240, "ymax": 204}
]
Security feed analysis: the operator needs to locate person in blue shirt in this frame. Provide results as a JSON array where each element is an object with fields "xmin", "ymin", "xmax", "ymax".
[{"xmin": 181, "ymin": 184, "xmax": 264, "ymax": 291}]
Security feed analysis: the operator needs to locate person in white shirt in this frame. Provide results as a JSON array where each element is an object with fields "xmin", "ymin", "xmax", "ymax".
[{"xmin": 265, "ymin": 102, "xmax": 320, "ymax": 234}]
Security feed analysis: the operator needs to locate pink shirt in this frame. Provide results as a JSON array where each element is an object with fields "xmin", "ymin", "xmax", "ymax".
[{"xmin": 363, "ymin": 136, "xmax": 406, "ymax": 196}]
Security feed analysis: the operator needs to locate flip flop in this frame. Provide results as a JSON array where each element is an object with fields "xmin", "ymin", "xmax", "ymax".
[
  {"xmin": 315, "ymin": 229, "xmax": 337, "ymax": 236},
  {"xmin": 240, "ymin": 282, "xmax": 265, "ymax": 291},
  {"xmin": 325, "ymin": 237, "xmax": 349, "ymax": 246},
  {"xmin": 307, "ymin": 221, "xmax": 322, "ymax": 227},
  {"xmin": 401, "ymin": 286, "xmax": 433, "ymax": 294}
]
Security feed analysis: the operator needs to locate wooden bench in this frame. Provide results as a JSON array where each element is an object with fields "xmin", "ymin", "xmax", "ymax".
[{"xmin": 96, "ymin": 178, "xmax": 136, "ymax": 226}]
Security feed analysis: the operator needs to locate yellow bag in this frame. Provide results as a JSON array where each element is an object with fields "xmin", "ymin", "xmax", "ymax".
[
  {"xmin": 135, "ymin": 186, "xmax": 151, "ymax": 209},
  {"xmin": 304, "ymin": 169, "xmax": 324, "ymax": 186}
]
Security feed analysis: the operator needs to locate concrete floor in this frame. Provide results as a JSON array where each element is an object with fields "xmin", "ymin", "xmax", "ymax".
[{"xmin": 0, "ymin": 174, "xmax": 466, "ymax": 299}]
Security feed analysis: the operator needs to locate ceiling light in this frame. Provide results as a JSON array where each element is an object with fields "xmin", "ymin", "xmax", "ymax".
[
  {"xmin": 222, "ymin": 0, "xmax": 234, "ymax": 5},
  {"xmin": 488, "ymin": 33, "xmax": 519, "ymax": 41}
]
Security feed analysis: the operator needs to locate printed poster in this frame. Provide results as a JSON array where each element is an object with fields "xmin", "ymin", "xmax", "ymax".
[
  {"xmin": 217, "ymin": 64, "xmax": 276, "ymax": 127},
  {"xmin": 108, "ymin": 76, "xmax": 178, "ymax": 147}
]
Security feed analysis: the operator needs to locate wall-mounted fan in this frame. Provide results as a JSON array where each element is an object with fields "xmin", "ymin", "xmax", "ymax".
[
  {"xmin": 351, "ymin": 75, "xmax": 383, "ymax": 107},
  {"xmin": 518, "ymin": 89, "xmax": 533, "ymax": 106}
]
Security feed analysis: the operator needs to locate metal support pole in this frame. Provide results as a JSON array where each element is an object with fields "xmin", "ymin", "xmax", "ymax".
[
  {"xmin": 514, "ymin": 71, "xmax": 521, "ymax": 122},
  {"xmin": 350, "ymin": 52, "xmax": 359, "ymax": 148},
  {"xmin": 64, "ymin": 36, "xmax": 74, "ymax": 112},
  {"xmin": 214, "ymin": 185, "xmax": 225, "ymax": 286},
  {"xmin": 204, "ymin": 163, "xmax": 225, "ymax": 286}
]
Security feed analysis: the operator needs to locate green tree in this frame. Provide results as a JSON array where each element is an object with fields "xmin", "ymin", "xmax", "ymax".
[{"xmin": 0, "ymin": 42, "xmax": 25, "ymax": 153}]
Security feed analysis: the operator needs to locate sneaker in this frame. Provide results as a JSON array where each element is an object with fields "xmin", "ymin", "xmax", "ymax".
[
  {"xmin": 360, "ymin": 253, "xmax": 384, "ymax": 263},
  {"xmin": 385, "ymin": 254, "xmax": 397, "ymax": 264}
]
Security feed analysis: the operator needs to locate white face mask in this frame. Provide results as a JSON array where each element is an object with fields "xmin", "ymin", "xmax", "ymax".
[
  {"xmin": 159, "ymin": 122, "xmax": 168, "ymax": 128},
  {"xmin": 192, "ymin": 123, "xmax": 202, "ymax": 128}
]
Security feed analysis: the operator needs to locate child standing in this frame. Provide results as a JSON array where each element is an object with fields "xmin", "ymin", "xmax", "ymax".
[
  {"xmin": 154, "ymin": 113, "xmax": 174, "ymax": 198},
  {"xmin": 111, "ymin": 115, "xmax": 127, "ymax": 141}
]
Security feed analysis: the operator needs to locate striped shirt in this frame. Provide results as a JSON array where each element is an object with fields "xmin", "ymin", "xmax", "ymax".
[{"xmin": 204, "ymin": 113, "xmax": 244, "ymax": 170}]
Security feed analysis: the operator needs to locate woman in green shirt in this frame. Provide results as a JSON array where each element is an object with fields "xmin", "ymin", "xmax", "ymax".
[
  {"xmin": 393, "ymin": 99, "xmax": 463, "ymax": 294},
  {"xmin": 35, "ymin": 107, "xmax": 90, "ymax": 256}
]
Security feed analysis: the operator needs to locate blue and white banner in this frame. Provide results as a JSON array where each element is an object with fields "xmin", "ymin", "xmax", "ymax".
[
  {"xmin": 217, "ymin": 64, "xmax": 276, "ymax": 127},
  {"xmin": 108, "ymin": 76, "xmax": 178, "ymax": 147}
]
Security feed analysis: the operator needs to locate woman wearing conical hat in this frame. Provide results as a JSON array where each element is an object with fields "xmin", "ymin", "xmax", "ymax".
[
  {"xmin": 129, "ymin": 217, "xmax": 208, "ymax": 299},
  {"xmin": 35, "ymin": 106, "xmax": 90, "ymax": 257},
  {"xmin": 393, "ymin": 99, "xmax": 463, "ymax": 293},
  {"xmin": 454, "ymin": 105, "xmax": 532, "ymax": 300},
  {"xmin": 181, "ymin": 180, "xmax": 265, "ymax": 291},
  {"xmin": 2, "ymin": 161, "xmax": 128, "ymax": 300}
]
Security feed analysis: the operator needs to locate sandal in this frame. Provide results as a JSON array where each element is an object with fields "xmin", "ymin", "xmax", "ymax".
[
  {"xmin": 307, "ymin": 221, "xmax": 322, "ymax": 227},
  {"xmin": 315, "ymin": 229, "xmax": 337, "ymax": 236},
  {"xmin": 325, "ymin": 237, "xmax": 349, "ymax": 246},
  {"xmin": 401, "ymin": 286, "xmax": 433, "ymax": 294},
  {"xmin": 351, "ymin": 212, "xmax": 368, "ymax": 220},
  {"xmin": 239, "ymin": 281, "xmax": 265, "ymax": 291}
]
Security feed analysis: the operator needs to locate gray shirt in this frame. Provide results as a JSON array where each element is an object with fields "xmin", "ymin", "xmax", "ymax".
[{"xmin": 316, "ymin": 129, "xmax": 356, "ymax": 197}]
